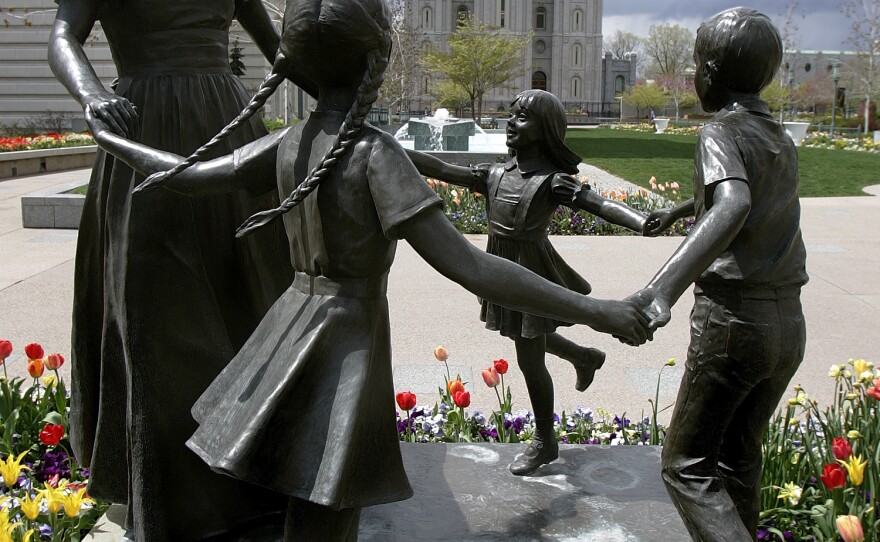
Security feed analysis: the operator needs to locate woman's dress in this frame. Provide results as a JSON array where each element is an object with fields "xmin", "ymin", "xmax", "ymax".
[
  {"xmin": 187, "ymin": 114, "xmax": 442, "ymax": 510},
  {"xmin": 476, "ymin": 161, "xmax": 593, "ymax": 339},
  {"xmin": 67, "ymin": 1, "xmax": 292, "ymax": 539}
]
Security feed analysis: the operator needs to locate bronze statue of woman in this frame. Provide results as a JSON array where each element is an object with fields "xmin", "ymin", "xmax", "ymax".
[{"xmin": 48, "ymin": 0, "xmax": 308, "ymax": 538}]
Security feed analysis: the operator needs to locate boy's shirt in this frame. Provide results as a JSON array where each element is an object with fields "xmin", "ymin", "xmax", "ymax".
[{"xmin": 693, "ymin": 97, "xmax": 808, "ymax": 288}]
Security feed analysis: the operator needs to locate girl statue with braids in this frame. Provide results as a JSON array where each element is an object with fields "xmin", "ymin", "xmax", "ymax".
[
  {"xmin": 48, "ymin": 0, "xmax": 306, "ymax": 539},
  {"xmin": 84, "ymin": 0, "xmax": 651, "ymax": 538},
  {"xmin": 406, "ymin": 89, "xmax": 648, "ymax": 476}
]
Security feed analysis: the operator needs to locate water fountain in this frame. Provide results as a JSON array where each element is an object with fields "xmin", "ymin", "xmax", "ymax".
[{"xmin": 394, "ymin": 109, "xmax": 509, "ymax": 162}]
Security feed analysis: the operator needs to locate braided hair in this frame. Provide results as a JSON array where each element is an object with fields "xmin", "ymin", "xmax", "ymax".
[
  {"xmin": 133, "ymin": 0, "xmax": 393, "ymax": 241},
  {"xmin": 134, "ymin": 64, "xmax": 288, "ymax": 194},
  {"xmin": 236, "ymin": 41, "xmax": 390, "ymax": 236}
]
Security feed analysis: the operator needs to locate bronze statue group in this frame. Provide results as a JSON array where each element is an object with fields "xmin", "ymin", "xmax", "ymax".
[{"xmin": 49, "ymin": 1, "xmax": 807, "ymax": 541}]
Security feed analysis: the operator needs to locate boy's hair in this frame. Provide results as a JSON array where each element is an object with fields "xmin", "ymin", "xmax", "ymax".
[
  {"xmin": 136, "ymin": 0, "xmax": 392, "ymax": 237},
  {"xmin": 510, "ymin": 90, "xmax": 581, "ymax": 175},
  {"xmin": 695, "ymin": 8, "xmax": 782, "ymax": 94}
]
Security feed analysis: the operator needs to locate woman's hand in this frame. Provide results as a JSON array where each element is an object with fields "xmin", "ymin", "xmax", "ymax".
[
  {"xmin": 83, "ymin": 90, "xmax": 138, "ymax": 138},
  {"xmin": 592, "ymin": 299, "xmax": 652, "ymax": 346}
]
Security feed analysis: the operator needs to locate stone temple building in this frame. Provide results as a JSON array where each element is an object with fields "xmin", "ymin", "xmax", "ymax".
[
  {"xmin": 407, "ymin": 0, "xmax": 619, "ymax": 114},
  {"xmin": 0, "ymin": 0, "xmax": 637, "ymax": 128}
]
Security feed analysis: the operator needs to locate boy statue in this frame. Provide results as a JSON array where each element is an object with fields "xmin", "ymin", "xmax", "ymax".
[{"xmin": 635, "ymin": 8, "xmax": 808, "ymax": 541}]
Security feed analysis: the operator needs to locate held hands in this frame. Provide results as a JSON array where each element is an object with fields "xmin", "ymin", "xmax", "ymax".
[
  {"xmin": 84, "ymin": 105, "xmax": 113, "ymax": 145},
  {"xmin": 593, "ymin": 299, "xmax": 652, "ymax": 346},
  {"xmin": 643, "ymin": 209, "xmax": 674, "ymax": 237},
  {"xmin": 83, "ymin": 90, "xmax": 138, "ymax": 138},
  {"xmin": 614, "ymin": 289, "xmax": 671, "ymax": 346}
]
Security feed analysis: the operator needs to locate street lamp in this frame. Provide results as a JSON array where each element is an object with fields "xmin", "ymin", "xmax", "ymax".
[{"xmin": 830, "ymin": 61, "xmax": 841, "ymax": 136}]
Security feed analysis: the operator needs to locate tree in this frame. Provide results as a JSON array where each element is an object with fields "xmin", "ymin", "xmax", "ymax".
[
  {"xmin": 842, "ymin": 0, "xmax": 880, "ymax": 133},
  {"xmin": 229, "ymin": 38, "xmax": 246, "ymax": 77},
  {"xmin": 655, "ymin": 75, "xmax": 696, "ymax": 120},
  {"xmin": 623, "ymin": 83, "xmax": 667, "ymax": 119},
  {"xmin": 421, "ymin": 15, "xmax": 530, "ymax": 121},
  {"xmin": 761, "ymin": 78, "xmax": 792, "ymax": 121},
  {"xmin": 795, "ymin": 75, "xmax": 833, "ymax": 115},
  {"xmin": 642, "ymin": 23, "xmax": 694, "ymax": 78},
  {"xmin": 604, "ymin": 29, "xmax": 640, "ymax": 60},
  {"xmin": 380, "ymin": 0, "xmax": 425, "ymax": 114},
  {"xmin": 431, "ymin": 79, "xmax": 471, "ymax": 118}
]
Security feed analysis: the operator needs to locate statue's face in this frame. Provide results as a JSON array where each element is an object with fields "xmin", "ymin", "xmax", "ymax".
[{"xmin": 506, "ymin": 102, "xmax": 542, "ymax": 151}]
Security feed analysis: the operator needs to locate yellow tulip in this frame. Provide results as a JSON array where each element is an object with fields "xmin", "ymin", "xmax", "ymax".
[
  {"xmin": 777, "ymin": 481, "xmax": 802, "ymax": 506},
  {"xmin": 852, "ymin": 359, "xmax": 872, "ymax": 376},
  {"xmin": 836, "ymin": 515, "xmax": 865, "ymax": 542},
  {"xmin": 19, "ymin": 493, "xmax": 42, "ymax": 521},
  {"xmin": 0, "ymin": 451, "xmax": 29, "ymax": 488},
  {"xmin": 61, "ymin": 487, "xmax": 93, "ymax": 518},
  {"xmin": 839, "ymin": 454, "xmax": 868, "ymax": 486},
  {"xmin": 848, "ymin": 430, "xmax": 862, "ymax": 440},
  {"xmin": 39, "ymin": 481, "xmax": 67, "ymax": 514},
  {"xmin": 41, "ymin": 375, "xmax": 57, "ymax": 388},
  {"xmin": 829, "ymin": 364, "xmax": 843, "ymax": 378},
  {"xmin": 665, "ymin": 358, "xmax": 676, "ymax": 367},
  {"xmin": 0, "ymin": 508, "xmax": 20, "ymax": 542},
  {"xmin": 22, "ymin": 530, "xmax": 35, "ymax": 542}
]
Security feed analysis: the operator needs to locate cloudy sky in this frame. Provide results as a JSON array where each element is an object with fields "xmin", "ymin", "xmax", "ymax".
[{"xmin": 603, "ymin": 1, "xmax": 856, "ymax": 53}]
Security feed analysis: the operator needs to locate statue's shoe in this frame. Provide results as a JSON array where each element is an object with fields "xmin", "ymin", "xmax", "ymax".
[
  {"xmin": 574, "ymin": 348, "xmax": 606, "ymax": 392},
  {"xmin": 509, "ymin": 439, "xmax": 559, "ymax": 476}
]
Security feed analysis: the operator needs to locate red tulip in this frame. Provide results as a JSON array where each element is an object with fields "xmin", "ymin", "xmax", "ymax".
[
  {"xmin": 453, "ymin": 390, "xmax": 470, "ymax": 408},
  {"xmin": 493, "ymin": 358, "xmax": 509, "ymax": 375},
  {"xmin": 395, "ymin": 391, "xmax": 416, "ymax": 411},
  {"xmin": 39, "ymin": 423, "xmax": 64, "ymax": 446},
  {"xmin": 45, "ymin": 353, "xmax": 65, "ymax": 370},
  {"xmin": 0, "ymin": 340, "xmax": 11, "ymax": 361},
  {"xmin": 447, "ymin": 379, "xmax": 465, "ymax": 396},
  {"xmin": 481, "ymin": 367, "xmax": 500, "ymax": 387},
  {"xmin": 820, "ymin": 463, "xmax": 846, "ymax": 489},
  {"xmin": 867, "ymin": 385, "xmax": 880, "ymax": 401},
  {"xmin": 24, "ymin": 343, "xmax": 44, "ymax": 360},
  {"xmin": 27, "ymin": 358, "xmax": 44, "ymax": 378},
  {"xmin": 833, "ymin": 437, "xmax": 853, "ymax": 461}
]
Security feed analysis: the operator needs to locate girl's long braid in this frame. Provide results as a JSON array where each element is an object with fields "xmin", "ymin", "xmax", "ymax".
[
  {"xmin": 132, "ymin": 70, "xmax": 286, "ymax": 194},
  {"xmin": 235, "ymin": 42, "xmax": 390, "ymax": 237}
]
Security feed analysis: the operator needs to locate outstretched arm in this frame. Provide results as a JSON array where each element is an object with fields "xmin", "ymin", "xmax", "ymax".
[
  {"xmin": 405, "ymin": 149, "xmax": 479, "ymax": 189},
  {"xmin": 633, "ymin": 181, "xmax": 750, "ymax": 328},
  {"xmin": 48, "ymin": 0, "xmax": 138, "ymax": 137},
  {"xmin": 86, "ymin": 108, "xmax": 281, "ymax": 195},
  {"xmin": 643, "ymin": 198, "xmax": 695, "ymax": 236},
  {"xmin": 399, "ymin": 207, "xmax": 651, "ymax": 345},
  {"xmin": 573, "ymin": 187, "xmax": 646, "ymax": 232}
]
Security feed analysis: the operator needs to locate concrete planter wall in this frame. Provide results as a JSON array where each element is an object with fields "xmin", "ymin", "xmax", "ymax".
[
  {"xmin": 21, "ymin": 179, "xmax": 87, "ymax": 229},
  {"xmin": 0, "ymin": 146, "xmax": 97, "ymax": 179}
]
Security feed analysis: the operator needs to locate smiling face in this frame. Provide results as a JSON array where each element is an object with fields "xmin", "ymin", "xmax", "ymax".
[{"xmin": 506, "ymin": 102, "xmax": 543, "ymax": 151}]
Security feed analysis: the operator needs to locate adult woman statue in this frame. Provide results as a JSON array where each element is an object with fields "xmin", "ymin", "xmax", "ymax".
[{"xmin": 48, "ymin": 1, "xmax": 300, "ymax": 539}]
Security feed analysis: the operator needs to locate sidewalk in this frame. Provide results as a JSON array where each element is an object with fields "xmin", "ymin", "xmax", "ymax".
[{"xmin": 0, "ymin": 168, "xmax": 878, "ymax": 419}]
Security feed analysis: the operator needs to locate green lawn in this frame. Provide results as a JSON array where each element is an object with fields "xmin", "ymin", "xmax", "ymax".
[{"xmin": 565, "ymin": 127, "xmax": 880, "ymax": 198}]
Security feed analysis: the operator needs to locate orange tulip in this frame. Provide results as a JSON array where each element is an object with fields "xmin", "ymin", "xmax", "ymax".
[
  {"xmin": 448, "ymin": 379, "xmax": 465, "ymax": 396},
  {"xmin": 27, "ymin": 358, "xmax": 44, "ymax": 378}
]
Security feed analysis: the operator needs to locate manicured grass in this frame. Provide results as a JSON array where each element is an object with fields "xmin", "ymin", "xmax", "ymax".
[{"xmin": 565, "ymin": 127, "xmax": 880, "ymax": 198}]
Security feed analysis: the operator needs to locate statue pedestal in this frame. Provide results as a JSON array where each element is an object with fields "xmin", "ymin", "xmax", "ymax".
[
  {"xmin": 85, "ymin": 444, "xmax": 689, "ymax": 541},
  {"xmin": 361, "ymin": 443, "xmax": 689, "ymax": 541}
]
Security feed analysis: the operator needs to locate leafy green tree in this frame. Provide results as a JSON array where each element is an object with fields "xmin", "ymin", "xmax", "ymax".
[
  {"xmin": 421, "ymin": 15, "xmax": 530, "ymax": 121},
  {"xmin": 623, "ymin": 83, "xmax": 667, "ymax": 119},
  {"xmin": 761, "ymin": 78, "xmax": 793, "ymax": 122},
  {"xmin": 643, "ymin": 23, "xmax": 694, "ymax": 78},
  {"xmin": 431, "ymin": 80, "xmax": 471, "ymax": 118}
]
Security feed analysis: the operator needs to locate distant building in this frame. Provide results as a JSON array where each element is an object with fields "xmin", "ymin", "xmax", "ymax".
[
  {"xmin": 0, "ymin": 1, "xmax": 289, "ymax": 131},
  {"xmin": 407, "ymin": 0, "xmax": 635, "ymax": 115}
]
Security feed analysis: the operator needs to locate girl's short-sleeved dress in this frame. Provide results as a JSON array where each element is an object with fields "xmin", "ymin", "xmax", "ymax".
[
  {"xmin": 475, "ymin": 161, "xmax": 592, "ymax": 339},
  {"xmin": 65, "ymin": 0, "xmax": 293, "ymax": 539},
  {"xmin": 187, "ymin": 112, "xmax": 442, "ymax": 510}
]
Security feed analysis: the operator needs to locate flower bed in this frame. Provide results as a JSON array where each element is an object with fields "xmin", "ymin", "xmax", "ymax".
[
  {"xmin": 802, "ymin": 133, "xmax": 879, "ymax": 154},
  {"xmin": 758, "ymin": 358, "xmax": 880, "ymax": 542},
  {"xmin": 0, "ymin": 341, "xmax": 105, "ymax": 541},
  {"xmin": 0, "ymin": 134, "xmax": 94, "ymax": 153}
]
